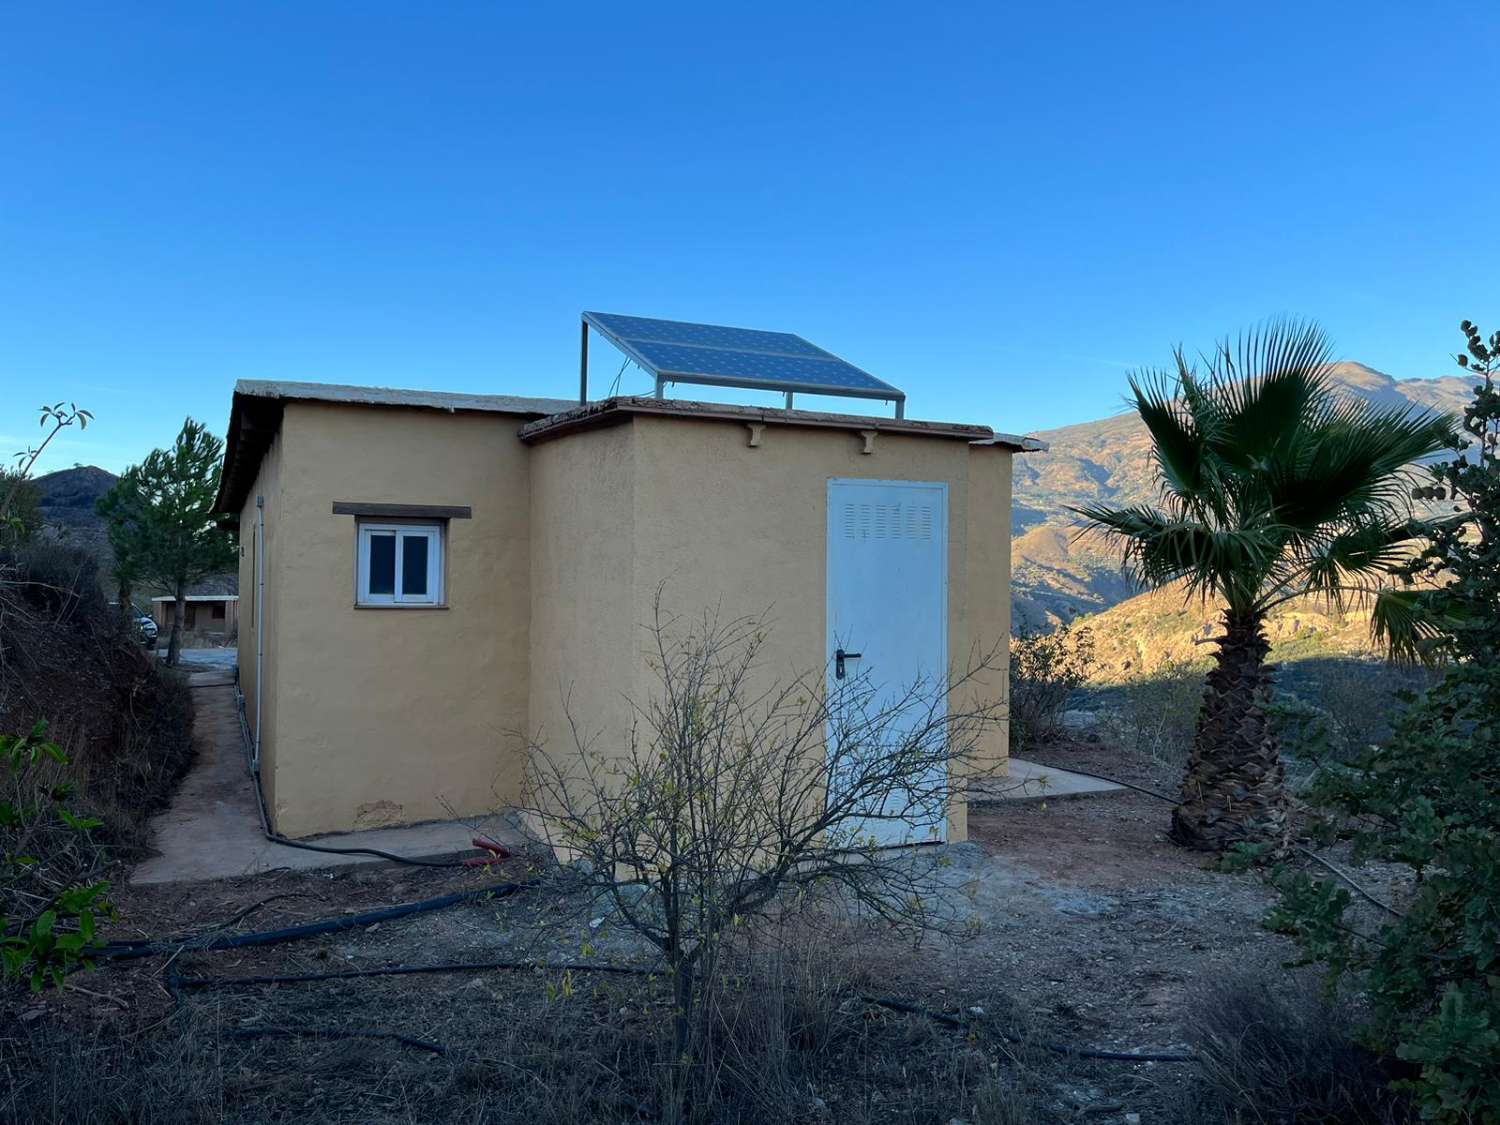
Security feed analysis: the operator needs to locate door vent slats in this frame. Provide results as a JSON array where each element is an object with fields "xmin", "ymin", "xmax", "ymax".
[{"xmin": 841, "ymin": 502, "xmax": 933, "ymax": 541}]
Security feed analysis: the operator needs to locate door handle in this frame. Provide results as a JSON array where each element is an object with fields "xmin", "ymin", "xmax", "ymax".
[{"xmin": 835, "ymin": 648, "xmax": 862, "ymax": 679}]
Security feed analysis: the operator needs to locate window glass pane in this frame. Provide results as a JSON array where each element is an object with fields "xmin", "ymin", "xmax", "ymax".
[
  {"xmin": 401, "ymin": 533, "xmax": 429, "ymax": 596},
  {"xmin": 367, "ymin": 533, "xmax": 396, "ymax": 595}
]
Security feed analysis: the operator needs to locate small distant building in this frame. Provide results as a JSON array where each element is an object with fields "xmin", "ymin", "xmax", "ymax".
[{"xmin": 151, "ymin": 590, "xmax": 240, "ymax": 636}]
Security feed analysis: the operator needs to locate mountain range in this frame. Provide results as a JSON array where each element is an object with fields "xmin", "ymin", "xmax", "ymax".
[{"xmin": 1010, "ymin": 362, "xmax": 1473, "ymax": 630}]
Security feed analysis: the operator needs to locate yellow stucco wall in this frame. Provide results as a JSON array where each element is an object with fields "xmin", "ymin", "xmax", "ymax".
[
  {"xmin": 525, "ymin": 414, "xmax": 1013, "ymax": 844},
  {"xmin": 237, "ymin": 430, "xmax": 283, "ymax": 816},
  {"xmin": 256, "ymin": 402, "xmax": 536, "ymax": 836},
  {"xmin": 238, "ymin": 400, "xmax": 1013, "ymax": 841},
  {"xmin": 526, "ymin": 422, "xmax": 638, "ymax": 783}
]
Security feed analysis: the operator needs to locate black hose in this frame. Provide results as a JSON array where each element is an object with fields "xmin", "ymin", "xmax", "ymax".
[
  {"xmin": 1028, "ymin": 761, "xmax": 1178, "ymax": 805},
  {"xmin": 171, "ymin": 956, "xmax": 1196, "ymax": 1065},
  {"xmin": 100, "ymin": 881, "xmax": 529, "ymax": 962},
  {"xmin": 176, "ymin": 959, "xmax": 662, "ymax": 988},
  {"xmin": 233, "ymin": 683, "xmax": 490, "ymax": 868},
  {"xmin": 1024, "ymin": 758, "xmax": 1402, "ymax": 916},
  {"xmin": 861, "ymin": 996, "xmax": 1198, "ymax": 1064},
  {"xmin": 225, "ymin": 1025, "xmax": 450, "ymax": 1055}
]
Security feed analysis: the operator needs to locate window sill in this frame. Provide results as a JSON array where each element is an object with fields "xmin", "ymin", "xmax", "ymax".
[{"xmin": 353, "ymin": 603, "xmax": 450, "ymax": 611}]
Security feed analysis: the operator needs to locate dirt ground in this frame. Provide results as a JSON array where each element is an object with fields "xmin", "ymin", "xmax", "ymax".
[{"xmin": 4, "ymin": 739, "xmax": 1389, "ymax": 1124}]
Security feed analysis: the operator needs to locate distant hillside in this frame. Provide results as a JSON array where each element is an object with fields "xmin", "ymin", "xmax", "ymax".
[
  {"xmin": 29, "ymin": 465, "xmax": 237, "ymax": 603},
  {"xmin": 1076, "ymin": 583, "xmax": 1380, "ymax": 685},
  {"xmin": 34, "ymin": 465, "xmax": 118, "ymax": 564},
  {"xmin": 1011, "ymin": 362, "xmax": 1471, "ymax": 628}
]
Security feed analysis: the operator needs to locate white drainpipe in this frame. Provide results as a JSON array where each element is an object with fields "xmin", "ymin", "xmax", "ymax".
[{"xmin": 254, "ymin": 494, "xmax": 265, "ymax": 772}]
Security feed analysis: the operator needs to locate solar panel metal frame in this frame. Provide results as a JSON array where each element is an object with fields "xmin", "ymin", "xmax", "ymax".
[{"xmin": 580, "ymin": 311, "xmax": 906, "ymax": 418}]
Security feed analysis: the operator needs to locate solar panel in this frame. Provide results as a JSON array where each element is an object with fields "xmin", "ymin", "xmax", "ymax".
[{"xmin": 581, "ymin": 311, "xmax": 905, "ymax": 416}]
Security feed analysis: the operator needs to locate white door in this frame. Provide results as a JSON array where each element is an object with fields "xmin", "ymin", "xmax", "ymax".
[{"xmin": 826, "ymin": 479, "xmax": 949, "ymax": 846}]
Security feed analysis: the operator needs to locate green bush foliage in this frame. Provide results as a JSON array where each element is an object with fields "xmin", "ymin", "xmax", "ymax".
[
  {"xmin": 1008, "ymin": 622, "xmax": 1095, "ymax": 749},
  {"xmin": 1266, "ymin": 322, "xmax": 1500, "ymax": 1122},
  {"xmin": 1116, "ymin": 656, "xmax": 1205, "ymax": 765},
  {"xmin": 0, "ymin": 721, "xmax": 113, "ymax": 991}
]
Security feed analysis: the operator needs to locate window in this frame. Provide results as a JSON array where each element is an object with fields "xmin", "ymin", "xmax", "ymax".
[
  {"xmin": 357, "ymin": 521, "xmax": 443, "ymax": 606},
  {"xmin": 211, "ymin": 602, "xmax": 226, "ymax": 620}
]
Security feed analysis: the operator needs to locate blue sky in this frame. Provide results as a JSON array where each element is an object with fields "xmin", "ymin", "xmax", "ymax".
[{"xmin": 2, "ymin": 2, "xmax": 1497, "ymax": 475}]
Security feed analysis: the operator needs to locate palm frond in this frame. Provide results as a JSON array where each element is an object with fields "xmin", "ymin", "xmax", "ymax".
[
  {"xmin": 1297, "ymin": 517, "xmax": 1423, "ymax": 609},
  {"xmin": 1071, "ymin": 503, "xmax": 1278, "ymax": 608},
  {"xmin": 1127, "ymin": 367, "xmax": 1213, "ymax": 516},
  {"xmin": 1269, "ymin": 399, "xmax": 1456, "ymax": 533},
  {"xmin": 1212, "ymin": 319, "xmax": 1335, "ymax": 467},
  {"xmin": 1370, "ymin": 587, "xmax": 1455, "ymax": 665}
]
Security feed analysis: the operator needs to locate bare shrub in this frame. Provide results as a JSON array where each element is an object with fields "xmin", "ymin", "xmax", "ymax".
[
  {"xmin": 1115, "ymin": 657, "xmax": 1207, "ymax": 765},
  {"xmin": 1171, "ymin": 972, "xmax": 1414, "ymax": 1125},
  {"xmin": 522, "ymin": 593, "xmax": 1004, "ymax": 1121},
  {"xmin": 1273, "ymin": 658, "xmax": 1436, "ymax": 769},
  {"xmin": 1008, "ymin": 622, "xmax": 1095, "ymax": 750}
]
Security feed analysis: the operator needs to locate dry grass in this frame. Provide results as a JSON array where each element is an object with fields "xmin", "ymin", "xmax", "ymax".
[
  {"xmin": 1169, "ymin": 972, "xmax": 1414, "ymax": 1125},
  {"xmin": 2, "ymin": 917, "xmax": 1068, "ymax": 1125}
]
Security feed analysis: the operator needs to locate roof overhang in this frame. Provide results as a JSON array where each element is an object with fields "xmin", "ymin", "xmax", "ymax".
[
  {"xmin": 518, "ymin": 396, "xmax": 1012, "ymax": 446},
  {"xmin": 974, "ymin": 432, "xmax": 1049, "ymax": 452},
  {"xmin": 212, "ymin": 380, "xmax": 576, "ymax": 516}
]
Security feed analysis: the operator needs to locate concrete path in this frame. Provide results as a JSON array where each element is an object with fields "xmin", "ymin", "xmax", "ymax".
[
  {"xmin": 131, "ymin": 678, "xmax": 524, "ymax": 885},
  {"xmin": 975, "ymin": 757, "xmax": 1124, "ymax": 802},
  {"xmin": 156, "ymin": 647, "xmax": 238, "ymax": 668}
]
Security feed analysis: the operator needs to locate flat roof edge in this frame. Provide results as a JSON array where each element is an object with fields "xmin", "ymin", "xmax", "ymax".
[
  {"xmin": 975, "ymin": 432, "xmax": 1049, "ymax": 452},
  {"xmin": 233, "ymin": 379, "xmax": 576, "ymax": 417},
  {"xmin": 519, "ymin": 396, "xmax": 997, "ymax": 444}
]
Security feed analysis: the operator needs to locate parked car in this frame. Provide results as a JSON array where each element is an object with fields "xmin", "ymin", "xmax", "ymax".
[{"xmin": 132, "ymin": 609, "xmax": 158, "ymax": 647}]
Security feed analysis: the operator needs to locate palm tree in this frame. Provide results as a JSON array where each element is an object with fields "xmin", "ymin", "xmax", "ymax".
[{"xmin": 1075, "ymin": 322, "xmax": 1455, "ymax": 850}]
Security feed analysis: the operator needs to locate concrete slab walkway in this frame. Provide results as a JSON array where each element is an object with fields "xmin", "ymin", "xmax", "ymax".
[
  {"xmin": 131, "ymin": 676, "xmax": 524, "ymax": 885},
  {"xmin": 975, "ymin": 757, "xmax": 1124, "ymax": 802}
]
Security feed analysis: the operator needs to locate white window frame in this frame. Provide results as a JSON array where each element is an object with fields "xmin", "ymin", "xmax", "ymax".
[{"xmin": 356, "ymin": 521, "xmax": 443, "ymax": 606}]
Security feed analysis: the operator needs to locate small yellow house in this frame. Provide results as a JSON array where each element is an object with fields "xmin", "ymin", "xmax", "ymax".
[
  {"xmin": 150, "ymin": 591, "xmax": 239, "ymax": 637},
  {"xmin": 213, "ymin": 317, "xmax": 1036, "ymax": 842}
]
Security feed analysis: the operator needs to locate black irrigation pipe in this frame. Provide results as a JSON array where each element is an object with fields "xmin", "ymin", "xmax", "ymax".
[
  {"xmin": 1036, "ymin": 763, "xmax": 1179, "ymax": 805},
  {"xmin": 861, "ymin": 996, "xmax": 1198, "ymax": 1064},
  {"xmin": 176, "ymin": 959, "xmax": 663, "ymax": 988},
  {"xmin": 1032, "ymin": 761, "xmax": 1403, "ymax": 917},
  {"xmin": 169, "ymin": 956, "xmax": 1195, "ymax": 1066},
  {"xmin": 233, "ymin": 685, "xmax": 490, "ymax": 869},
  {"xmin": 225, "ymin": 1025, "xmax": 451, "ymax": 1055},
  {"xmin": 99, "ymin": 881, "xmax": 530, "ymax": 962}
]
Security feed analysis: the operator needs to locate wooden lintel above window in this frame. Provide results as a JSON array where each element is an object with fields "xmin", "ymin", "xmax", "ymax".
[{"xmin": 331, "ymin": 501, "xmax": 472, "ymax": 519}]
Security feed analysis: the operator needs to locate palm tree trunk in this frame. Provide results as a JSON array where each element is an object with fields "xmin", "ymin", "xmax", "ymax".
[{"xmin": 1171, "ymin": 609, "xmax": 1287, "ymax": 851}]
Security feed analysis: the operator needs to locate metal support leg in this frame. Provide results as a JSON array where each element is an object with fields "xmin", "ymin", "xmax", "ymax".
[
  {"xmin": 785, "ymin": 392, "xmax": 794, "ymax": 411},
  {"xmin": 578, "ymin": 321, "xmax": 589, "ymax": 405}
]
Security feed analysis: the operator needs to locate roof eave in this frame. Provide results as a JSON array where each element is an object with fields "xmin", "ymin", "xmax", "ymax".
[{"xmin": 519, "ymin": 396, "xmax": 994, "ymax": 445}]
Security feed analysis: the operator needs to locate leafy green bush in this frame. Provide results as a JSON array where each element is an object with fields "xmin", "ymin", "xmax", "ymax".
[
  {"xmin": 1008, "ymin": 622, "xmax": 1095, "ymax": 749},
  {"xmin": 0, "ymin": 721, "xmax": 113, "ymax": 991},
  {"xmin": 1266, "ymin": 322, "xmax": 1500, "ymax": 1121}
]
